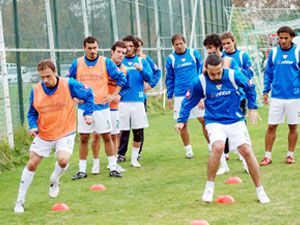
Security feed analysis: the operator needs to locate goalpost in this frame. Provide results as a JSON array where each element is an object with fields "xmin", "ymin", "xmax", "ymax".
[{"xmin": 225, "ymin": 6, "xmax": 300, "ymax": 104}]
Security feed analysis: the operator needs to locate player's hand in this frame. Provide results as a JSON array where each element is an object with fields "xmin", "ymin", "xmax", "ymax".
[
  {"xmin": 263, "ymin": 94, "xmax": 269, "ymax": 105},
  {"xmin": 84, "ymin": 115, "xmax": 93, "ymax": 125},
  {"xmin": 29, "ymin": 128, "xmax": 39, "ymax": 137},
  {"xmin": 198, "ymin": 99, "xmax": 205, "ymax": 110},
  {"xmin": 133, "ymin": 63, "xmax": 142, "ymax": 71},
  {"xmin": 73, "ymin": 97, "xmax": 84, "ymax": 104},
  {"xmin": 248, "ymin": 109, "xmax": 262, "ymax": 125},
  {"xmin": 168, "ymin": 99, "xmax": 173, "ymax": 109},
  {"xmin": 144, "ymin": 82, "xmax": 152, "ymax": 92},
  {"xmin": 175, "ymin": 123, "xmax": 185, "ymax": 134},
  {"xmin": 107, "ymin": 93, "xmax": 121, "ymax": 103}
]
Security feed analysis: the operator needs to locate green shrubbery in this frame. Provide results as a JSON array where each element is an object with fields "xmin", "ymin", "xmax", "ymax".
[{"xmin": 0, "ymin": 126, "xmax": 32, "ymax": 173}]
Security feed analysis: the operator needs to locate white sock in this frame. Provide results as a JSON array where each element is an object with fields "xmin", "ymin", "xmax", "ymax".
[
  {"xmin": 17, "ymin": 167, "xmax": 35, "ymax": 202},
  {"xmin": 50, "ymin": 162, "xmax": 68, "ymax": 182},
  {"xmin": 220, "ymin": 153, "xmax": 229, "ymax": 169},
  {"xmin": 79, "ymin": 160, "xmax": 86, "ymax": 173},
  {"xmin": 256, "ymin": 185, "xmax": 265, "ymax": 194},
  {"xmin": 205, "ymin": 181, "xmax": 214, "ymax": 190},
  {"xmin": 93, "ymin": 158, "xmax": 100, "ymax": 168},
  {"xmin": 131, "ymin": 147, "xmax": 140, "ymax": 161},
  {"xmin": 287, "ymin": 151, "xmax": 294, "ymax": 157},
  {"xmin": 207, "ymin": 143, "xmax": 212, "ymax": 152},
  {"xmin": 108, "ymin": 156, "xmax": 117, "ymax": 171},
  {"xmin": 184, "ymin": 144, "xmax": 192, "ymax": 152},
  {"xmin": 265, "ymin": 152, "xmax": 272, "ymax": 159}
]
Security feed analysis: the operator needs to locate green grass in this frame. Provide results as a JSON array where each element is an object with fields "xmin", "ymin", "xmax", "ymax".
[{"xmin": 0, "ymin": 106, "xmax": 300, "ymax": 225}]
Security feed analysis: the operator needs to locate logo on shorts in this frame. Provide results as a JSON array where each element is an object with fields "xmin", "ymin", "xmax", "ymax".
[
  {"xmin": 107, "ymin": 120, "xmax": 111, "ymax": 129},
  {"xmin": 298, "ymin": 112, "xmax": 300, "ymax": 119}
]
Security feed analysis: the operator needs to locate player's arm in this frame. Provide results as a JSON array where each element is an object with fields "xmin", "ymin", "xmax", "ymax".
[
  {"xmin": 67, "ymin": 59, "xmax": 78, "ymax": 79},
  {"xmin": 241, "ymin": 53, "xmax": 254, "ymax": 79},
  {"xmin": 68, "ymin": 78, "xmax": 94, "ymax": 117},
  {"xmin": 263, "ymin": 50, "xmax": 274, "ymax": 96},
  {"xmin": 146, "ymin": 56, "xmax": 162, "ymax": 88},
  {"xmin": 195, "ymin": 49, "xmax": 203, "ymax": 74},
  {"xmin": 27, "ymin": 89, "xmax": 39, "ymax": 136},
  {"xmin": 176, "ymin": 77, "xmax": 204, "ymax": 127},
  {"xmin": 165, "ymin": 57, "xmax": 175, "ymax": 108},
  {"xmin": 234, "ymin": 71, "xmax": 260, "ymax": 124},
  {"xmin": 139, "ymin": 58, "xmax": 153, "ymax": 83}
]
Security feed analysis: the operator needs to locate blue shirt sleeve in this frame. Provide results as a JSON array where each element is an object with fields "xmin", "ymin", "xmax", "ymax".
[
  {"xmin": 68, "ymin": 78, "xmax": 94, "ymax": 116},
  {"xmin": 234, "ymin": 70, "xmax": 257, "ymax": 109},
  {"xmin": 105, "ymin": 58, "xmax": 127, "ymax": 87},
  {"xmin": 165, "ymin": 56, "xmax": 175, "ymax": 99},
  {"xmin": 146, "ymin": 55, "xmax": 161, "ymax": 88},
  {"xmin": 241, "ymin": 52, "xmax": 254, "ymax": 79},
  {"xmin": 263, "ymin": 50, "xmax": 274, "ymax": 94},
  {"xmin": 139, "ymin": 58, "xmax": 153, "ymax": 83},
  {"xmin": 177, "ymin": 77, "xmax": 204, "ymax": 123},
  {"xmin": 68, "ymin": 59, "xmax": 78, "ymax": 79},
  {"xmin": 194, "ymin": 49, "xmax": 203, "ymax": 74},
  {"xmin": 27, "ymin": 89, "xmax": 39, "ymax": 130}
]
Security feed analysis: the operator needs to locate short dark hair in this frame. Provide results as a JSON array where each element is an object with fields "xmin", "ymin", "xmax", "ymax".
[
  {"xmin": 277, "ymin": 26, "xmax": 296, "ymax": 38},
  {"xmin": 37, "ymin": 59, "xmax": 56, "ymax": 72},
  {"xmin": 111, "ymin": 40, "xmax": 127, "ymax": 51},
  {"xmin": 205, "ymin": 53, "xmax": 223, "ymax": 67},
  {"xmin": 135, "ymin": 37, "xmax": 144, "ymax": 47},
  {"xmin": 203, "ymin": 33, "xmax": 222, "ymax": 50},
  {"xmin": 122, "ymin": 35, "xmax": 139, "ymax": 49},
  {"xmin": 83, "ymin": 36, "xmax": 99, "ymax": 47},
  {"xmin": 220, "ymin": 31, "xmax": 237, "ymax": 48},
  {"xmin": 171, "ymin": 34, "xmax": 186, "ymax": 45}
]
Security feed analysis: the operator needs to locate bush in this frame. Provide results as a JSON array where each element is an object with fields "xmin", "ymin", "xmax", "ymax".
[{"xmin": 0, "ymin": 126, "xmax": 31, "ymax": 173}]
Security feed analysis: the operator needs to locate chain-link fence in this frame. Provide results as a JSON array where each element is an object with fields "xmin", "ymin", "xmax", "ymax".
[{"xmin": 0, "ymin": 0, "xmax": 231, "ymax": 146}]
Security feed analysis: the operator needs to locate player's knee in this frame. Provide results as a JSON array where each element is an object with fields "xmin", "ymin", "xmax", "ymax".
[
  {"xmin": 267, "ymin": 125, "xmax": 277, "ymax": 133},
  {"xmin": 101, "ymin": 133, "xmax": 112, "ymax": 143},
  {"xmin": 58, "ymin": 159, "xmax": 69, "ymax": 168},
  {"xmin": 212, "ymin": 141, "xmax": 225, "ymax": 155},
  {"xmin": 80, "ymin": 134, "xmax": 90, "ymax": 143},
  {"xmin": 133, "ymin": 129, "xmax": 143, "ymax": 142},
  {"xmin": 238, "ymin": 144, "xmax": 251, "ymax": 158},
  {"xmin": 27, "ymin": 160, "xmax": 38, "ymax": 171}
]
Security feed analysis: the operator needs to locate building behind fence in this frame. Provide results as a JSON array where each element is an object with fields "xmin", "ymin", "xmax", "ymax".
[{"xmin": 0, "ymin": 0, "xmax": 232, "ymax": 147}]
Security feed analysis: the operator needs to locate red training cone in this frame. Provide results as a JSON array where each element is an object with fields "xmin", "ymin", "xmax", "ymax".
[
  {"xmin": 90, "ymin": 184, "xmax": 107, "ymax": 191},
  {"xmin": 216, "ymin": 195, "xmax": 235, "ymax": 204},
  {"xmin": 191, "ymin": 219, "xmax": 210, "ymax": 225},
  {"xmin": 51, "ymin": 203, "xmax": 70, "ymax": 212},
  {"xmin": 225, "ymin": 176, "xmax": 242, "ymax": 184}
]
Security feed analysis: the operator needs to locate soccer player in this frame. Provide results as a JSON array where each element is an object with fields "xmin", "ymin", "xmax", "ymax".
[
  {"xmin": 108, "ymin": 40, "xmax": 129, "ymax": 172},
  {"xmin": 203, "ymin": 33, "xmax": 249, "ymax": 175},
  {"xmin": 176, "ymin": 53, "xmax": 270, "ymax": 204},
  {"xmin": 260, "ymin": 26, "xmax": 300, "ymax": 166},
  {"xmin": 165, "ymin": 33, "xmax": 205, "ymax": 159},
  {"xmin": 117, "ymin": 37, "xmax": 161, "ymax": 162},
  {"xmin": 69, "ymin": 36, "xmax": 127, "ymax": 179},
  {"xmin": 14, "ymin": 60, "xmax": 94, "ymax": 213},
  {"xmin": 117, "ymin": 35, "xmax": 153, "ymax": 168}
]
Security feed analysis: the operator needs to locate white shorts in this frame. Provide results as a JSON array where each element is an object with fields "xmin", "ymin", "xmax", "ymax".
[
  {"xmin": 119, "ymin": 102, "xmax": 149, "ymax": 130},
  {"xmin": 206, "ymin": 121, "xmax": 251, "ymax": 150},
  {"xmin": 268, "ymin": 98, "xmax": 300, "ymax": 124},
  {"xmin": 29, "ymin": 133, "xmax": 76, "ymax": 157},
  {"xmin": 111, "ymin": 110, "xmax": 120, "ymax": 135},
  {"xmin": 173, "ymin": 96, "xmax": 204, "ymax": 120},
  {"xmin": 77, "ymin": 108, "xmax": 112, "ymax": 134}
]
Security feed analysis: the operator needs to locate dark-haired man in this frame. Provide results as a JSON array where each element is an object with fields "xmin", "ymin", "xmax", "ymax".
[
  {"xmin": 176, "ymin": 54, "xmax": 270, "ymax": 204},
  {"xmin": 69, "ymin": 36, "xmax": 127, "ymax": 179},
  {"xmin": 14, "ymin": 60, "xmax": 94, "ymax": 213},
  {"xmin": 261, "ymin": 26, "xmax": 300, "ymax": 166}
]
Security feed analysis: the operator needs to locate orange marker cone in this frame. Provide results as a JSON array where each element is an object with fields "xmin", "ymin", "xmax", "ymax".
[
  {"xmin": 225, "ymin": 176, "xmax": 242, "ymax": 184},
  {"xmin": 90, "ymin": 184, "xmax": 107, "ymax": 191},
  {"xmin": 216, "ymin": 195, "xmax": 235, "ymax": 204},
  {"xmin": 51, "ymin": 203, "xmax": 70, "ymax": 212},
  {"xmin": 191, "ymin": 219, "xmax": 210, "ymax": 225}
]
